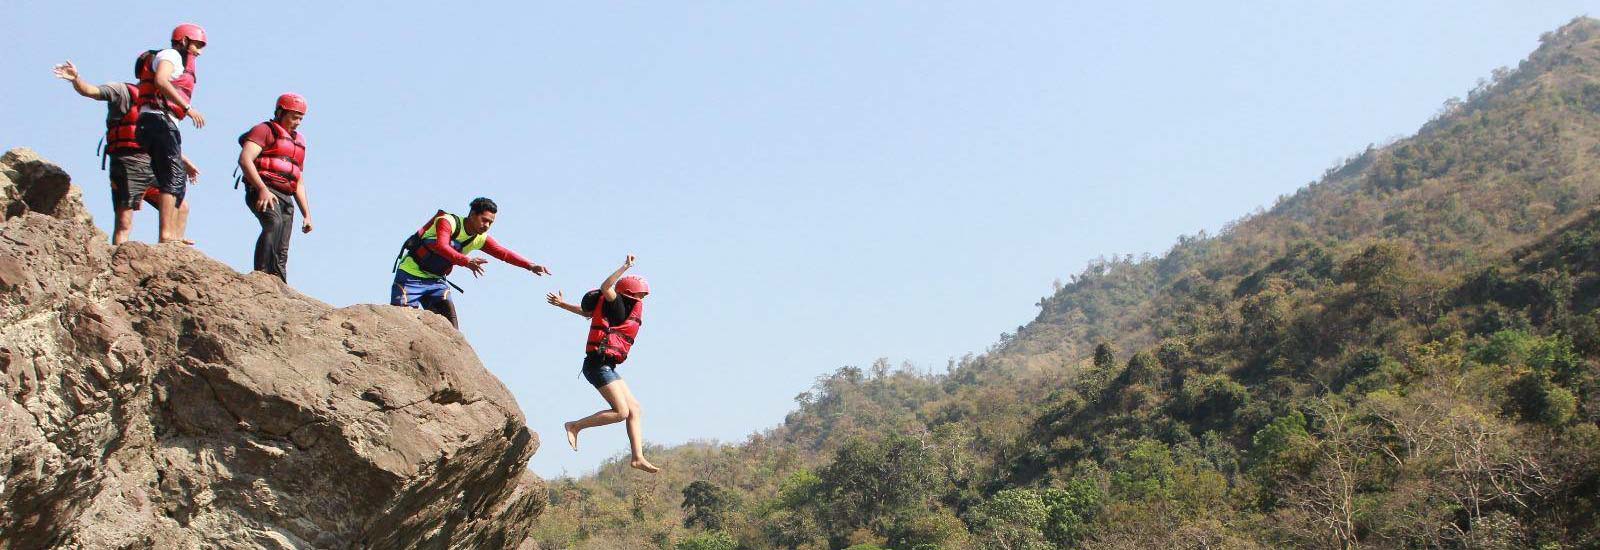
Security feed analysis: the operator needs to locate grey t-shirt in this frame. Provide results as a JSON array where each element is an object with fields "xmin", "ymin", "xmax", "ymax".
[
  {"xmin": 98, "ymin": 83, "xmax": 134, "ymax": 123},
  {"xmin": 99, "ymin": 83, "xmax": 150, "ymax": 162}
]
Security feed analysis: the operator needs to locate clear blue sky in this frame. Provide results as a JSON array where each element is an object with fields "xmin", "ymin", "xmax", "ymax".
[{"xmin": 4, "ymin": 2, "xmax": 1596, "ymax": 477}]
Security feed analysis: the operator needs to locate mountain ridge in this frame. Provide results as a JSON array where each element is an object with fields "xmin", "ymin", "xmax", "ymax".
[{"xmin": 542, "ymin": 16, "xmax": 1600, "ymax": 550}]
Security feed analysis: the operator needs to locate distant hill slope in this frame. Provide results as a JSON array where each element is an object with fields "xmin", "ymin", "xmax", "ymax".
[
  {"xmin": 1004, "ymin": 16, "xmax": 1600, "ymax": 373},
  {"xmin": 542, "ymin": 17, "xmax": 1600, "ymax": 550}
]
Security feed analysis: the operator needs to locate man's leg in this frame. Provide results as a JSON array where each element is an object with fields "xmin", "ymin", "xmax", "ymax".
[
  {"xmin": 249, "ymin": 187, "xmax": 293, "ymax": 281},
  {"xmin": 395, "ymin": 274, "xmax": 458, "ymax": 328},
  {"xmin": 112, "ymin": 206, "xmax": 134, "ymax": 245},
  {"xmin": 109, "ymin": 155, "xmax": 153, "ymax": 245},
  {"xmin": 423, "ymin": 294, "xmax": 459, "ymax": 328},
  {"xmin": 175, "ymin": 198, "xmax": 192, "ymax": 244},
  {"xmin": 157, "ymin": 193, "xmax": 182, "ymax": 242},
  {"xmin": 136, "ymin": 115, "xmax": 187, "ymax": 243},
  {"xmin": 270, "ymin": 192, "xmax": 295, "ymax": 280}
]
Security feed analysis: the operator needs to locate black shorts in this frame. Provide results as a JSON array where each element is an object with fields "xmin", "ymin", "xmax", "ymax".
[
  {"xmin": 135, "ymin": 112, "xmax": 187, "ymax": 204},
  {"xmin": 581, "ymin": 353, "xmax": 622, "ymax": 388},
  {"xmin": 109, "ymin": 154, "xmax": 156, "ymax": 210}
]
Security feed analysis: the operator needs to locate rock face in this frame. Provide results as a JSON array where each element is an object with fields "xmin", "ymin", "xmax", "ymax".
[{"xmin": 0, "ymin": 148, "xmax": 544, "ymax": 549}]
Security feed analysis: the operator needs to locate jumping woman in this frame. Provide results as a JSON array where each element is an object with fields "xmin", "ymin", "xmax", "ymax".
[{"xmin": 546, "ymin": 254, "xmax": 659, "ymax": 473}]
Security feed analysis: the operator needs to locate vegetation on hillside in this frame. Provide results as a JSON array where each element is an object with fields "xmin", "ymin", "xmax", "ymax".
[{"xmin": 532, "ymin": 18, "xmax": 1600, "ymax": 550}]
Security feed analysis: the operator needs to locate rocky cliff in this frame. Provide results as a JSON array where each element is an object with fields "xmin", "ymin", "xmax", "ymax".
[{"xmin": 0, "ymin": 148, "xmax": 544, "ymax": 549}]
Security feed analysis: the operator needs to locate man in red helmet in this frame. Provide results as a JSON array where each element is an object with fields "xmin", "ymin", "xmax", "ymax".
[
  {"xmin": 135, "ymin": 23, "xmax": 207, "ymax": 244},
  {"xmin": 546, "ymin": 255, "xmax": 660, "ymax": 473},
  {"xmin": 52, "ymin": 60, "xmax": 198, "ymax": 245},
  {"xmin": 238, "ymin": 94, "xmax": 312, "ymax": 281}
]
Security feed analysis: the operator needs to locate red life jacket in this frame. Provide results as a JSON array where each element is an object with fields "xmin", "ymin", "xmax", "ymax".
[
  {"xmin": 134, "ymin": 49, "xmax": 197, "ymax": 120},
  {"xmin": 240, "ymin": 121, "xmax": 306, "ymax": 193},
  {"xmin": 585, "ymin": 294, "xmax": 644, "ymax": 363},
  {"xmin": 103, "ymin": 83, "xmax": 144, "ymax": 156}
]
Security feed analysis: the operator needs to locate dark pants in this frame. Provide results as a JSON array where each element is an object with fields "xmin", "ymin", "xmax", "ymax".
[
  {"xmin": 246, "ymin": 186, "xmax": 295, "ymax": 281},
  {"xmin": 134, "ymin": 113, "xmax": 187, "ymax": 205}
]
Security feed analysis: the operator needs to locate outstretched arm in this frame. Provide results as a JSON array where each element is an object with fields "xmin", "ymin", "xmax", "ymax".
[
  {"xmin": 481, "ymin": 236, "xmax": 549, "ymax": 275},
  {"xmin": 545, "ymin": 291, "xmax": 589, "ymax": 318},
  {"xmin": 52, "ymin": 61, "xmax": 102, "ymax": 99},
  {"xmin": 600, "ymin": 255, "xmax": 635, "ymax": 302}
]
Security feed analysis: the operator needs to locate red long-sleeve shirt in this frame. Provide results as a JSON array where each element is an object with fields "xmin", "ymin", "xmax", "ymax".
[{"xmin": 424, "ymin": 217, "xmax": 534, "ymax": 270}]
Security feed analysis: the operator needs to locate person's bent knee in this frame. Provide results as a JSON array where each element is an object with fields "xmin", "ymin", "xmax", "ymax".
[{"xmin": 611, "ymin": 402, "xmax": 631, "ymax": 418}]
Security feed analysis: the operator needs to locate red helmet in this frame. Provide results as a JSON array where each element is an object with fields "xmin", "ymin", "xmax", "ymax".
[
  {"xmin": 616, "ymin": 275, "xmax": 650, "ymax": 298},
  {"xmin": 171, "ymin": 23, "xmax": 207, "ymax": 45},
  {"xmin": 276, "ymin": 93, "xmax": 307, "ymax": 114}
]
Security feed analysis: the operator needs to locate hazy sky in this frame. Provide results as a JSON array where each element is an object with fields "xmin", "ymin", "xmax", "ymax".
[{"xmin": 4, "ymin": 1, "xmax": 1596, "ymax": 477}]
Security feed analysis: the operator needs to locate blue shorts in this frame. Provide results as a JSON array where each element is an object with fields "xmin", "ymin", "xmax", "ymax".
[
  {"xmin": 582, "ymin": 353, "xmax": 622, "ymax": 388},
  {"xmin": 391, "ymin": 271, "xmax": 450, "ymax": 309}
]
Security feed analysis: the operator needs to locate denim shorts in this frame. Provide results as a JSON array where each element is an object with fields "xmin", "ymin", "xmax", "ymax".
[{"xmin": 581, "ymin": 353, "xmax": 622, "ymax": 388}]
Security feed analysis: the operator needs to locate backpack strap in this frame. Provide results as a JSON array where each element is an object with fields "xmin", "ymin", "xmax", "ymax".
[{"xmin": 394, "ymin": 210, "xmax": 455, "ymax": 274}]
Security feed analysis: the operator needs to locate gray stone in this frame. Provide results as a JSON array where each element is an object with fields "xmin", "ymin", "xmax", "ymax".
[{"xmin": 0, "ymin": 148, "xmax": 545, "ymax": 549}]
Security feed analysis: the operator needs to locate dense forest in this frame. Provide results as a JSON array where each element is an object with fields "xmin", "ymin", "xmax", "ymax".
[{"xmin": 532, "ymin": 18, "xmax": 1600, "ymax": 550}]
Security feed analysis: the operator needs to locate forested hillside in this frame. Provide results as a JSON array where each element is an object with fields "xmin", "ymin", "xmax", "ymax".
[{"xmin": 534, "ymin": 17, "xmax": 1600, "ymax": 550}]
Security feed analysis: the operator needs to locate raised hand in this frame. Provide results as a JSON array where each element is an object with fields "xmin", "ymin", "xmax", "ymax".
[
  {"xmin": 546, "ymin": 291, "xmax": 564, "ymax": 306},
  {"xmin": 52, "ymin": 61, "xmax": 78, "ymax": 81},
  {"xmin": 623, "ymin": 254, "xmax": 636, "ymax": 269}
]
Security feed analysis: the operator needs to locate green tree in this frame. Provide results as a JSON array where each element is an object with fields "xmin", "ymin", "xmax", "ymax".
[
  {"xmin": 1510, "ymin": 371, "xmax": 1578, "ymax": 426},
  {"xmin": 1111, "ymin": 439, "xmax": 1178, "ymax": 501},
  {"xmin": 682, "ymin": 480, "xmax": 735, "ymax": 531},
  {"xmin": 1040, "ymin": 478, "xmax": 1103, "ymax": 546},
  {"xmin": 1093, "ymin": 342, "xmax": 1118, "ymax": 371},
  {"xmin": 972, "ymin": 489, "xmax": 1051, "ymax": 550},
  {"xmin": 814, "ymin": 435, "xmax": 941, "ymax": 547},
  {"xmin": 675, "ymin": 531, "xmax": 736, "ymax": 550}
]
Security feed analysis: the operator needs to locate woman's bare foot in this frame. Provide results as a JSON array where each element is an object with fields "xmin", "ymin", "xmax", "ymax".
[
  {"xmin": 630, "ymin": 457, "xmax": 660, "ymax": 474},
  {"xmin": 564, "ymin": 422, "xmax": 580, "ymax": 451}
]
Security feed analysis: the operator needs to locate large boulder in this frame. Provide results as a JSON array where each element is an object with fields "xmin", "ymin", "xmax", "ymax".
[{"xmin": 0, "ymin": 148, "xmax": 544, "ymax": 549}]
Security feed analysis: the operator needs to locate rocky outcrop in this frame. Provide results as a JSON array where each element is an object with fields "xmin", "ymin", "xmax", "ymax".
[{"xmin": 0, "ymin": 148, "xmax": 544, "ymax": 549}]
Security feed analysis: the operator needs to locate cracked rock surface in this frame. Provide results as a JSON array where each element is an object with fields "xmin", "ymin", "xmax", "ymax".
[{"xmin": 0, "ymin": 148, "xmax": 544, "ymax": 549}]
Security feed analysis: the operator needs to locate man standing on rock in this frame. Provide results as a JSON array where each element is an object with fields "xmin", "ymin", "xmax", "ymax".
[
  {"xmin": 237, "ymin": 94, "xmax": 313, "ymax": 282},
  {"xmin": 391, "ymin": 197, "xmax": 551, "ymax": 328},
  {"xmin": 52, "ymin": 60, "xmax": 198, "ymax": 245},
  {"xmin": 134, "ymin": 23, "xmax": 207, "ymax": 245}
]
